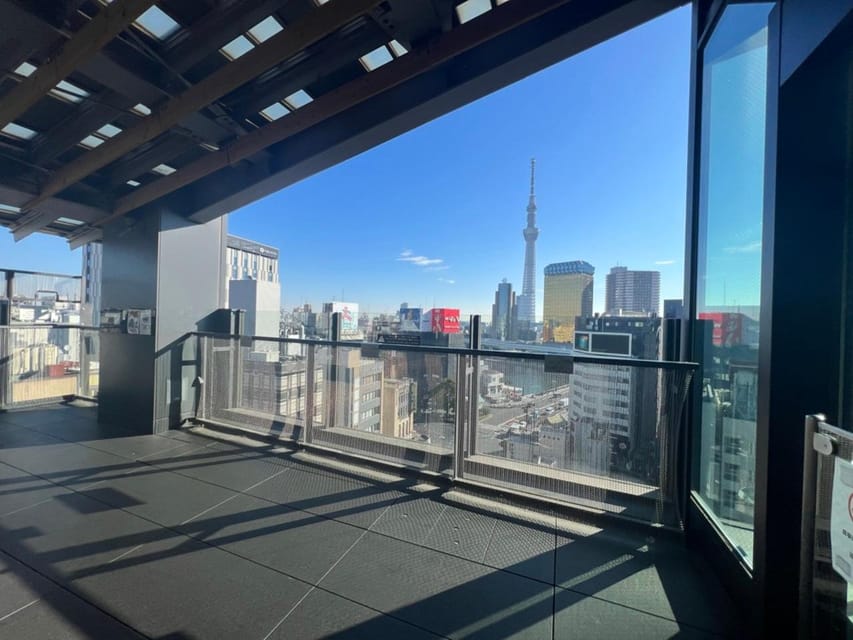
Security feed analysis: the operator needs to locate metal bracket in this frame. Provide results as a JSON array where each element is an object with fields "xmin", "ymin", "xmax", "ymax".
[{"xmin": 813, "ymin": 432, "xmax": 836, "ymax": 456}]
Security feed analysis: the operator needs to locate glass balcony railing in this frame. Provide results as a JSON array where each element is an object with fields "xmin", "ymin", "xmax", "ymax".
[
  {"xmin": 0, "ymin": 324, "xmax": 100, "ymax": 408},
  {"xmin": 195, "ymin": 331, "xmax": 696, "ymax": 528}
]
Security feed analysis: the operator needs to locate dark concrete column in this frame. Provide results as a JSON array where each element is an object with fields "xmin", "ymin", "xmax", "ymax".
[{"xmin": 98, "ymin": 210, "xmax": 226, "ymax": 433}]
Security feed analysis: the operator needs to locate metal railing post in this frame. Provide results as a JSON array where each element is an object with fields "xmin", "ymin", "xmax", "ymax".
[
  {"xmin": 326, "ymin": 312, "xmax": 342, "ymax": 430},
  {"xmin": 304, "ymin": 343, "xmax": 315, "ymax": 444},
  {"xmin": 467, "ymin": 315, "xmax": 481, "ymax": 458},
  {"xmin": 78, "ymin": 328, "xmax": 89, "ymax": 398},
  {"xmin": 799, "ymin": 413, "xmax": 825, "ymax": 640},
  {"xmin": 453, "ymin": 353, "xmax": 467, "ymax": 479},
  {"xmin": 0, "ymin": 326, "xmax": 8, "ymax": 409}
]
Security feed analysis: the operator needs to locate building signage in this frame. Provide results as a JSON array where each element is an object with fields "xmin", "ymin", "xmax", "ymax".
[
  {"xmin": 831, "ymin": 458, "xmax": 853, "ymax": 582},
  {"xmin": 399, "ymin": 307, "xmax": 422, "ymax": 332},
  {"xmin": 331, "ymin": 302, "xmax": 359, "ymax": 338}
]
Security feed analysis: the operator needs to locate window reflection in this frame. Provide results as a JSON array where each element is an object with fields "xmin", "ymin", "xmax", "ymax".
[{"xmin": 694, "ymin": 3, "xmax": 774, "ymax": 567}]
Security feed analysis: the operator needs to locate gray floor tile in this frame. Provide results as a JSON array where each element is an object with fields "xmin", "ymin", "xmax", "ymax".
[
  {"xmin": 247, "ymin": 465, "xmax": 405, "ymax": 528},
  {"xmin": 0, "ymin": 442, "xmax": 137, "ymax": 489},
  {"xmin": 178, "ymin": 492, "xmax": 365, "ymax": 583},
  {"xmin": 483, "ymin": 517, "xmax": 555, "ymax": 584},
  {"xmin": 369, "ymin": 493, "xmax": 446, "ymax": 542},
  {"xmin": 72, "ymin": 433, "xmax": 199, "ymax": 461},
  {"xmin": 555, "ymin": 534, "xmax": 739, "ymax": 635},
  {"xmin": 554, "ymin": 588, "xmax": 718, "ymax": 639},
  {"xmin": 0, "ymin": 407, "xmax": 95, "ymax": 429},
  {"xmin": 0, "ymin": 462, "xmax": 69, "ymax": 519},
  {"xmin": 0, "ymin": 552, "xmax": 57, "ymax": 619},
  {"xmin": 321, "ymin": 532, "xmax": 553, "ymax": 639},
  {"xmin": 424, "ymin": 503, "xmax": 497, "ymax": 561},
  {"xmin": 271, "ymin": 587, "xmax": 444, "ymax": 639},
  {"xmin": 149, "ymin": 441, "xmax": 290, "ymax": 491},
  {"xmin": 78, "ymin": 465, "xmax": 238, "ymax": 528},
  {"xmin": 0, "ymin": 427, "xmax": 63, "ymax": 449},
  {"xmin": 72, "ymin": 531, "xmax": 311, "ymax": 640},
  {"xmin": 26, "ymin": 418, "xmax": 136, "ymax": 444},
  {"xmin": 0, "ymin": 490, "xmax": 163, "ymax": 579},
  {"xmin": 0, "ymin": 586, "xmax": 144, "ymax": 639}
]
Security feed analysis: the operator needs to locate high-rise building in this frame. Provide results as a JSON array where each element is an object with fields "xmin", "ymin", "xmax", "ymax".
[
  {"xmin": 225, "ymin": 234, "xmax": 279, "ymax": 302},
  {"xmin": 572, "ymin": 314, "xmax": 662, "ymax": 477},
  {"xmin": 605, "ymin": 266, "xmax": 660, "ymax": 315},
  {"xmin": 490, "ymin": 279, "xmax": 516, "ymax": 340},
  {"xmin": 542, "ymin": 261, "xmax": 594, "ymax": 343},
  {"xmin": 517, "ymin": 159, "xmax": 538, "ymax": 331}
]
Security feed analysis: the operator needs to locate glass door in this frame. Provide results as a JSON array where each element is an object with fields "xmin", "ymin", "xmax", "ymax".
[{"xmin": 691, "ymin": 2, "xmax": 774, "ymax": 569}]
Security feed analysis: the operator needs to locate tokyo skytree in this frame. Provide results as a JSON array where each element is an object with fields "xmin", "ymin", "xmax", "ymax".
[{"xmin": 517, "ymin": 158, "xmax": 538, "ymax": 329}]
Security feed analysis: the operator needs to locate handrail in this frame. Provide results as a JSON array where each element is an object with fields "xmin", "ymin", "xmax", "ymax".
[
  {"xmin": 0, "ymin": 324, "xmax": 100, "ymax": 330},
  {"xmin": 190, "ymin": 330, "xmax": 698, "ymax": 371}
]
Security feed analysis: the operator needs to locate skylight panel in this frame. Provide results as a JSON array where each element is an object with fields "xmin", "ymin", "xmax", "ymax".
[
  {"xmin": 51, "ymin": 80, "xmax": 90, "ymax": 103},
  {"xmin": 131, "ymin": 103, "xmax": 151, "ymax": 116},
  {"xmin": 1, "ymin": 122, "xmax": 37, "ymax": 140},
  {"xmin": 0, "ymin": 203, "xmax": 22, "ymax": 214},
  {"xmin": 133, "ymin": 6, "xmax": 180, "ymax": 40},
  {"xmin": 283, "ymin": 90, "xmax": 312, "ymax": 110},
  {"xmin": 260, "ymin": 102, "xmax": 290, "ymax": 121},
  {"xmin": 359, "ymin": 45, "xmax": 393, "ymax": 71},
  {"xmin": 248, "ymin": 16, "xmax": 283, "ymax": 43},
  {"xmin": 127, "ymin": 180, "xmax": 141, "ymax": 187},
  {"xmin": 79, "ymin": 135, "xmax": 104, "ymax": 149},
  {"xmin": 456, "ymin": 0, "xmax": 491, "ymax": 24},
  {"xmin": 56, "ymin": 217, "xmax": 83, "ymax": 226},
  {"xmin": 96, "ymin": 123, "xmax": 122, "ymax": 138},
  {"xmin": 388, "ymin": 40, "xmax": 408, "ymax": 57},
  {"xmin": 221, "ymin": 35, "xmax": 254, "ymax": 61},
  {"xmin": 152, "ymin": 163, "xmax": 176, "ymax": 176},
  {"xmin": 14, "ymin": 62, "xmax": 37, "ymax": 77}
]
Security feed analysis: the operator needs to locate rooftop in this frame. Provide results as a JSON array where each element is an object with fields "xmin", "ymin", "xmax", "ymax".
[{"xmin": 0, "ymin": 401, "xmax": 742, "ymax": 639}]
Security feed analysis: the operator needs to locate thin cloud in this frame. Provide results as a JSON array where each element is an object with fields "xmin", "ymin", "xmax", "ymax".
[
  {"xmin": 424, "ymin": 265, "xmax": 450, "ymax": 272},
  {"xmin": 438, "ymin": 278, "xmax": 455, "ymax": 284},
  {"xmin": 654, "ymin": 259, "xmax": 675, "ymax": 266},
  {"xmin": 723, "ymin": 241, "xmax": 761, "ymax": 254},
  {"xmin": 396, "ymin": 250, "xmax": 444, "ymax": 267}
]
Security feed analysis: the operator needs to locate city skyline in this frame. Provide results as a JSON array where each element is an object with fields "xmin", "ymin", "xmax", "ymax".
[{"xmin": 0, "ymin": 7, "xmax": 691, "ymax": 320}]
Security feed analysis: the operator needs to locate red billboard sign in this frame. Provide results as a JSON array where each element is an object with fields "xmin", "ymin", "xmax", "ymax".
[{"xmin": 430, "ymin": 308, "xmax": 460, "ymax": 334}]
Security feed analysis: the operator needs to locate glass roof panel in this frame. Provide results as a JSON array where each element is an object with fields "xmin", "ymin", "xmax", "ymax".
[
  {"xmin": 359, "ymin": 45, "xmax": 393, "ymax": 71},
  {"xmin": 260, "ymin": 102, "xmax": 290, "ymax": 121},
  {"xmin": 456, "ymin": 0, "xmax": 491, "ymax": 24},
  {"xmin": 2, "ymin": 122, "xmax": 38, "ymax": 140},
  {"xmin": 388, "ymin": 40, "xmax": 408, "ymax": 57},
  {"xmin": 152, "ymin": 163, "xmax": 176, "ymax": 175},
  {"xmin": 51, "ymin": 80, "xmax": 90, "ymax": 103},
  {"xmin": 221, "ymin": 35, "xmax": 255, "ymax": 61},
  {"xmin": 133, "ymin": 6, "xmax": 180, "ymax": 40},
  {"xmin": 79, "ymin": 135, "xmax": 104, "ymax": 149},
  {"xmin": 284, "ymin": 90, "xmax": 313, "ymax": 109},
  {"xmin": 248, "ymin": 16, "xmax": 283, "ymax": 43},
  {"xmin": 96, "ymin": 124, "xmax": 122, "ymax": 138},
  {"xmin": 14, "ymin": 62, "xmax": 37, "ymax": 77}
]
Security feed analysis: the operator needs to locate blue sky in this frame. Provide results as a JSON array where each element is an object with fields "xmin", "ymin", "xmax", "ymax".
[{"xmin": 1, "ymin": 6, "xmax": 691, "ymax": 320}]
